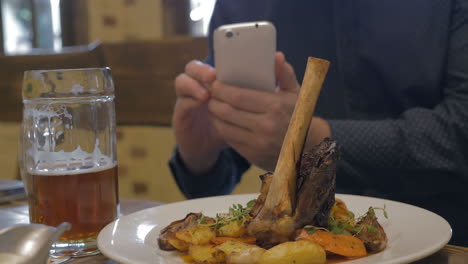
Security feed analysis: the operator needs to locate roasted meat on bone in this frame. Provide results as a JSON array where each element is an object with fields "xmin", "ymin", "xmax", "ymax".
[
  {"xmin": 293, "ymin": 139, "xmax": 338, "ymax": 229},
  {"xmin": 247, "ymin": 139, "xmax": 338, "ymax": 248},
  {"xmin": 246, "ymin": 58, "xmax": 331, "ymax": 248}
]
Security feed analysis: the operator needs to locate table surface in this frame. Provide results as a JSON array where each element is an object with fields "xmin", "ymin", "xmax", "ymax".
[{"xmin": 1, "ymin": 199, "xmax": 467, "ymax": 264}]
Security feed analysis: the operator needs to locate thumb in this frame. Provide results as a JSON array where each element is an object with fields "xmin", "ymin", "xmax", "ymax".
[{"xmin": 275, "ymin": 52, "xmax": 299, "ymax": 92}]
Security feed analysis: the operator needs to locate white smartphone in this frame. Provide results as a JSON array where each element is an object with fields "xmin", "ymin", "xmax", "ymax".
[{"xmin": 214, "ymin": 21, "xmax": 276, "ymax": 92}]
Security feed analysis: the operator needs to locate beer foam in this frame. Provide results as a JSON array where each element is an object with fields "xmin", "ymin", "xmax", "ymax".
[
  {"xmin": 30, "ymin": 139, "xmax": 115, "ymax": 176},
  {"xmin": 31, "ymin": 162, "xmax": 116, "ymax": 176}
]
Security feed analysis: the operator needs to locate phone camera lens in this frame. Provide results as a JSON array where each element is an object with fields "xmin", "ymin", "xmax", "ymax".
[{"xmin": 226, "ymin": 31, "xmax": 234, "ymax": 38}]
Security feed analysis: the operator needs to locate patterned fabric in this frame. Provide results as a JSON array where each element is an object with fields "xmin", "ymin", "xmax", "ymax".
[{"xmin": 170, "ymin": 0, "xmax": 468, "ymax": 245}]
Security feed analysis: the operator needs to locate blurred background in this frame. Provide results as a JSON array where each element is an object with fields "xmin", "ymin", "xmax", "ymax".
[
  {"xmin": 1, "ymin": 0, "xmax": 216, "ymax": 54},
  {"xmin": 0, "ymin": 0, "xmax": 263, "ymax": 203}
]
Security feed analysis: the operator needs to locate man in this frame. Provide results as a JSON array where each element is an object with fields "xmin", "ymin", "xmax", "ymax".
[{"xmin": 169, "ymin": 0, "xmax": 468, "ymax": 246}]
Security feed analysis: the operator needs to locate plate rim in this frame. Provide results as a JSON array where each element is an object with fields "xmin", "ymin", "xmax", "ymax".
[{"xmin": 98, "ymin": 193, "xmax": 452, "ymax": 264}]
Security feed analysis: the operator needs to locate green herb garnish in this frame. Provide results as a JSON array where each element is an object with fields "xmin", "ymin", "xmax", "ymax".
[
  {"xmin": 198, "ymin": 215, "xmax": 206, "ymax": 225},
  {"xmin": 207, "ymin": 200, "xmax": 256, "ymax": 230},
  {"xmin": 367, "ymin": 225, "xmax": 378, "ymax": 233},
  {"xmin": 325, "ymin": 204, "xmax": 389, "ymax": 237}
]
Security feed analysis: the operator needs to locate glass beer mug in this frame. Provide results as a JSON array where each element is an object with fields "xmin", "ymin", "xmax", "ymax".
[{"xmin": 19, "ymin": 68, "xmax": 119, "ymax": 257}]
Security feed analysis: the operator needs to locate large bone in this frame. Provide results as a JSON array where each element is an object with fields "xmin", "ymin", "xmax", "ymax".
[{"xmin": 247, "ymin": 57, "xmax": 330, "ymax": 247}]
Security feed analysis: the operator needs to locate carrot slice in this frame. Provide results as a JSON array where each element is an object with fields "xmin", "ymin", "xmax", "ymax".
[
  {"xmin": 296, "ymin": 229, "xmax": 367, "ymax": 257},
  {"xmin": 211, "ymin": 236, "xmax": 256, "ymax": 245}
]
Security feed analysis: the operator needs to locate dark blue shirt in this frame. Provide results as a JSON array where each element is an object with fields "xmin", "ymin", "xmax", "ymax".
[{"xmin": 170, "ymin": 0, "xmax": 468, "ymax": 245}]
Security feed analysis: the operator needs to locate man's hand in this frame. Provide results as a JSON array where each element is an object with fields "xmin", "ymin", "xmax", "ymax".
[
  {"xmin": 172, "ymin": 60, "xmax": 227, "ymax": 175},
  {"xmin": 207, "ymin": 52, "xmax": 332, "ymax": 171},
  {"xmin": 306, "ymin": 117, "xmax": 332, "ymax": 150},
  {"xmin": 207, "ymin": 52, "xmax": 300, "ymax": 171}
]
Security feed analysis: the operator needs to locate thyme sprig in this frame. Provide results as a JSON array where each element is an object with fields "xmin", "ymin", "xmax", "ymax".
[
  {"xmin": 368, "ymin": 205, "xmax": 389, "ymax": 219},
  {"xmin": 202, "ymin": 200, "xmax": 256, "ymax": 230}
]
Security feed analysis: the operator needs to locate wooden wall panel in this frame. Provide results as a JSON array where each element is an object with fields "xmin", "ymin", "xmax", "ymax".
[
  {"xmin": 162, "ymin": 0, "xmax": 190, "ymax": 36},
  {"xmin": 61, "ymin": 0, "xmax": 169, "ymax": 45},
  {"xmin": 0, "ymin": 44, "xmax": 103, "ymax": 122},
  {"xmin": 102, "ymin": 37, "xmax": 208, "ymax": 125},
  {"xmin": 0, "ymin": 37, "xmax": 208, "ymax": 126}
]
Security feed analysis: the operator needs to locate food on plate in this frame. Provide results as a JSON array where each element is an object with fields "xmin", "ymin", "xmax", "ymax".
[
  {"xmin": 159, "ymin": 58, "xmax": 387, "ymax": 263},
  {"xmin": 258, "ymin": 240, "xmax": 325, "ymax": 264},
  {"xmin": 158, "ymin": 139, "xmax": 388, "ymax": 263},
  {"xmin": 189, "ymin": 244, "xmax": 225, "ymax": 264},
  {"xmin": 158, "ymin": 213, "xmax": 208, "ymax": 250},
  {"xmin": 217, "ymin": 240, "xmax": 265, "ymax": 264},
  {"xmin": 175, "ymin": 224, "xmax": 217, "ymax": 246},
  {"xmin": 355, "ymin": 207, "xmax": 388, "ymax": 252},
  {"xmin": 296, "ymin": 229, "xmax": 367, "ymax": 257},
  {"xmin": 211, "ymin": 236, "xmax": 256, "ymax": 245}
]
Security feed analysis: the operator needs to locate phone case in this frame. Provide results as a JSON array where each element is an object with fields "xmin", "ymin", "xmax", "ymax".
[{"xmin": 214, "ymin": 21, "xmax": 276, "ymax": 92}]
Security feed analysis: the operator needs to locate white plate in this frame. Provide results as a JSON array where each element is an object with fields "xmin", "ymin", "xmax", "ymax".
[{"xmin": 98, "ymin": 194, "xmax": 452, "ymax": 264}]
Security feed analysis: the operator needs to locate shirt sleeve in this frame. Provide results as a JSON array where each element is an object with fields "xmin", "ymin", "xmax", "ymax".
[
  {"xmin": 328, "ymin": 0, "xmax": 468, "ymax": 199},
  {"xmin": 169, "ymin": 147, "xmax": 250, "ymax": 199}
]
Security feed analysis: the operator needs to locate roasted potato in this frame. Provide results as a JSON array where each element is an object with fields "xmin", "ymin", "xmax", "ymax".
[
  {"xmin": 217, "ymin": 240, "xmax": 266, "ymax": 264},
  {"xmin": 217, "ymin": 220, "xmax": 247, "ymax": 237},
  {"xmin": 211, "ymin": 236, "xmax": 256, "ymax": 245},
  {"xmin": 189, "ymin": 244, "xmax": 226, "ymax": 264},
  {"xmin": 175, "ymin": 225, "xmax": 216, "ymax": 245},
  {"xmin": 258, "ymin": 240, "xmax": 326, "ymax": 264},
  {"xmin": 167, "ymin": 237, "xmax": 190, "ymax": 252}
]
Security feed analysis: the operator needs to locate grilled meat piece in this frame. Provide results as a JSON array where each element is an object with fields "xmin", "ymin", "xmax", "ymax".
[
  {"xmin": 355, "ymin": 208, "xmax": 388, "ymax": 252},
  {"xmin": 247, "ymin": 139, "xmax": 338, "ymax": 248},
  {"xmin": 294, "ymin": 139, "xmax": 338, "ymax": 228}
]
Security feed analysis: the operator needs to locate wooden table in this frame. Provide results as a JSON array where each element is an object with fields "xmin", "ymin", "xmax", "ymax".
[{"xmin": 1, "ymin": 199, "xmax": 467, "ymax": 264}]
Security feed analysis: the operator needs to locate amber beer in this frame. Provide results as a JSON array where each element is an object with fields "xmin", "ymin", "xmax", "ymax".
[{"xmin": 27, "ymin": 165, "xmax": 119, "ymax": 241}]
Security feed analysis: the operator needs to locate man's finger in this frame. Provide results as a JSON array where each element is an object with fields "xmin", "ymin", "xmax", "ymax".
[
  {"xmin": 209, "ymin": 80, "xmax": 278, "ymax": 113},
  {"xmin": 175, "ymin": 73, "xmax": 209, "ymax": 101},
  {"xmin": 174, "ymin": 97, "xmax": 206, "ymax": 119},
  {"xmin": 210, "ymin": 115, "xmax": 254, "ymax": 147},
  {"xmin": 276, "ymin": 52, "xmax": 299, "ymax": 92},
  {"xmin": 208, "ymin": 98, "xmax": 260, "ymax": 132},
  {"xmin": 185, "ymin": 60, "xmax": 217, "ymax": 84},
  {"xmin": 210, "ymin": 116, "xmax": 260, "ymax": 163},
  {"xmin": 275, "ymin": 51, "xmax": 286, "ymax": 82}
]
